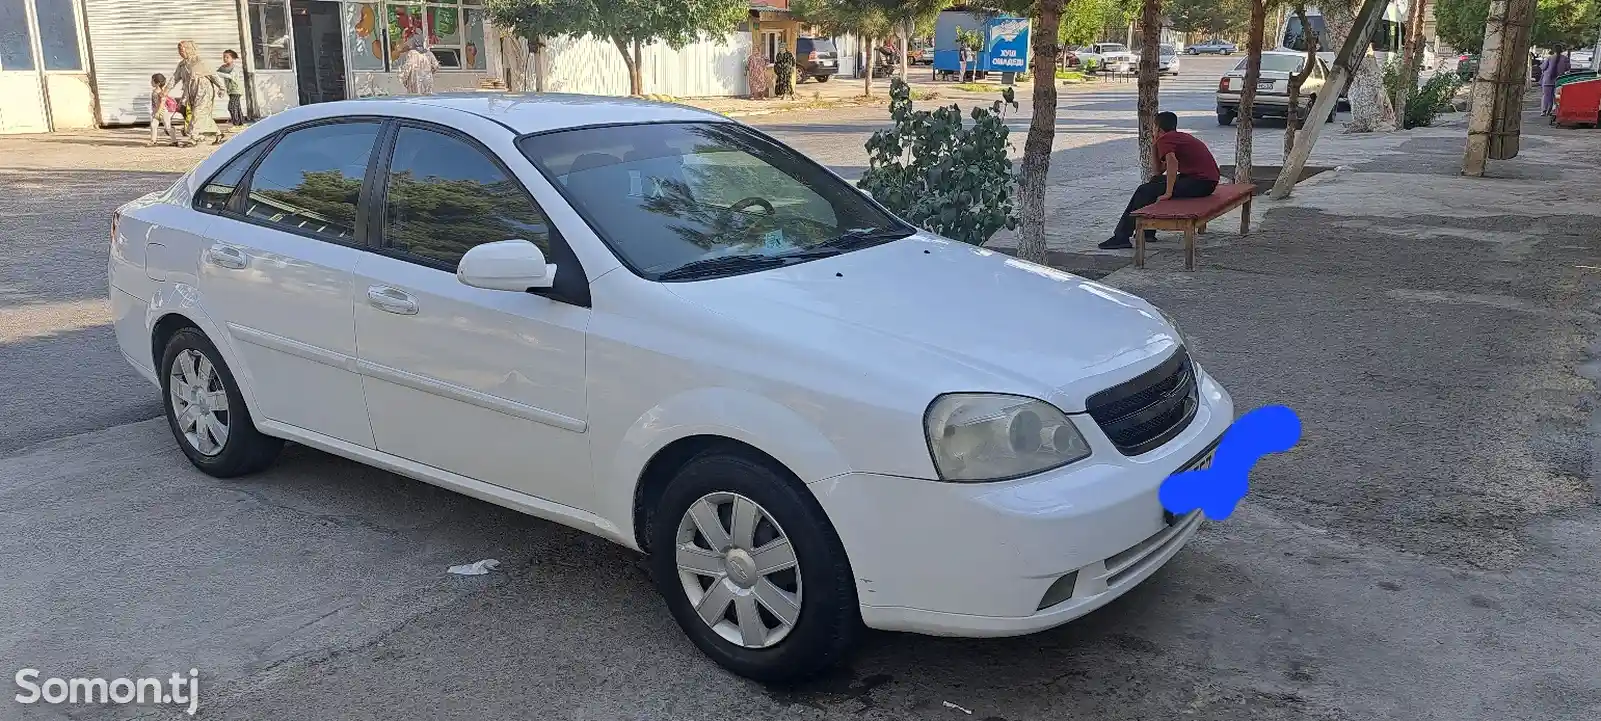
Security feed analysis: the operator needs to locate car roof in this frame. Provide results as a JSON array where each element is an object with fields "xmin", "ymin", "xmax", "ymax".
[{"xmin": 341, "ymin": 92, "xmax": 730, "ymax": 135}]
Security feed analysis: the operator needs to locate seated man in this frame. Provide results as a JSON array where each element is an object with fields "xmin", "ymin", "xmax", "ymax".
[{"xmin": 1099, "ymin": 111, "xmax": 1220, "ymax": 249}]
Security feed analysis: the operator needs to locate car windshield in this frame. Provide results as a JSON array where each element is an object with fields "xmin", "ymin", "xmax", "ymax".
[
  {"xmin": 1101, "ymin": 43, "xmax": 1128, "ymax": 53},
  {"xmin": 1236, "ymin": 55, "xmax": 1305, "ymax": 73},
  {"xmin": 804, "ymin": 38, "xmax": 836, "ymax": 53},
  {"xmin": 1160, "ymin": 44, "xmax": 1175, "ymax": 55},
  {"xmin": 520, "ymin": 122, "xmax": 912, "ymax": 281}
]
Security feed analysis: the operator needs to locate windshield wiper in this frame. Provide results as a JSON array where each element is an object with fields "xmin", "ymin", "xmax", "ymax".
[
  {"xmin": 656, "ymin": 254, "xmax": 794, "ymax": 281},
  {"xmin": 813, "ymin": 227, "xmax": 916, "ymax": 251}
]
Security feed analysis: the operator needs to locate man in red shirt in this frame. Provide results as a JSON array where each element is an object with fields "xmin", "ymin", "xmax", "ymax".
[{"xmin": 1099, "ymin": 111, "xmax": 1220, "ymax": 249}]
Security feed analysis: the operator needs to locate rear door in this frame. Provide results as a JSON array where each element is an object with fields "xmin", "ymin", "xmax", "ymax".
[{"xmin": 196, "ymin": 119, "xmax": 387, "ymax": 448}]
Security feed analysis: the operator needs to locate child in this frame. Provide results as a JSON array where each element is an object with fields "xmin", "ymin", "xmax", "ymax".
[
  {"xmin": 218, "ymin": 50, "xmax": 245, "ymax": 127},
  {"xmin": 149, "ymin": 73, "xmax": 182, "ymax": 146}
]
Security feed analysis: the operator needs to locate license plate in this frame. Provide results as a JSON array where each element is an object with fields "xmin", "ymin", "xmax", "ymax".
[
  {"xmin": 1163, "ymin": 443, "xmax": 1219, "ymax": 525},
  {"xmin": 1257, "ymin": 80, "xmax": 1275, "ymax": 90},
  {"xmin": 821, "ymin": 59, "xmax": 835, "ymax": 66}
]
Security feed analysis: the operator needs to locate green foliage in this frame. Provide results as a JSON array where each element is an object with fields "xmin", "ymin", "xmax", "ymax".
[
  {"xmin": 1166, "ymin": 0, "xmax": 1235, "ymax": 37},
  {"xmin": 791, "ymin": 0, "xmax": 895, "ymax": 39},
  {"xmin": 859, "ymin": 77, "xmax": 1020, "ymax": 245},
  {"xmin": 1382, "ymin": 62, "xmax": 1465, "ymax": 128},
  {"xmin": 1534, "ymin": 0, "xmax": 1599, "ymax": 49},
  {"xmin": 1061, "ymin": 0, "xmax": 1141, "ymax": 46},
  {"xmin": 484, "ymin": 0, "xmax": 748, "ymax": 53},
  {"xmin": 1434, "ymin": 0, "xmax": 1490, "ymax": 51},
  {"xmin": 955, "ymin": 25, "xmax": 984, "ymax": 51},
  {"xmin": 774, "ymin": 49, "xmax": 796, "ymax": 97},
  {"xmin": 1434, "ymin": 0, "xmax": 1597, "ymax": 52}
]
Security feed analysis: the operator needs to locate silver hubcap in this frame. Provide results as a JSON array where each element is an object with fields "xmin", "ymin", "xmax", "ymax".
[
  {"xmin": 675, "ymin": 492, "xmax": 802, "ymax": 649},
  {"xmin": 168, "ymin": 349, "xmax": 230, "ymax": 457}
]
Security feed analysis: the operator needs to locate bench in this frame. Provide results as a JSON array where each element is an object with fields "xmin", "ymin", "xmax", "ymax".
[{"xmin": 1131, "ymin": 183, "xmax": 1255, "ymax": 270}]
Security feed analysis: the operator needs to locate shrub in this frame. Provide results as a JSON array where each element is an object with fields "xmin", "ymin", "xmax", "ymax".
[
  {"xmin": 1383, "ymin": 64, "xmax": 1465, "ymax": 128},
  {"xmin": 858, "ymin": 76, "xmax": 1019, "ymax": 246}
]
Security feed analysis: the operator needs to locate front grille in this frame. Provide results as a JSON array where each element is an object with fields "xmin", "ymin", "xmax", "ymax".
[{"xmin": 1084, "ymin": 347, "xmax": 1199, "ymax": 456}]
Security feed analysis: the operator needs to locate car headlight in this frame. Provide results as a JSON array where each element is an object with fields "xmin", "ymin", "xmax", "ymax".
[{"xmin": 924, "ymin": 394, "xmax": 1092, "ymax": 482}]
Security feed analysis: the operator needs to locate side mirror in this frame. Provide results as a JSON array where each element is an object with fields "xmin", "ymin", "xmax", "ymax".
[{"xmin": 457, "ymin": 239, "xmax": 556, "ymax": 292}]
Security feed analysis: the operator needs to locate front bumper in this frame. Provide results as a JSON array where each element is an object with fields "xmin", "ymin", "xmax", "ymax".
[{"xmin": 808, "ymin": 366, "xmax": 1234, "ymax": 637}]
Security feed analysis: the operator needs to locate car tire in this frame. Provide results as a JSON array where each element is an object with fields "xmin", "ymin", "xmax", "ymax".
[
  {"xmin": 815, "ymin": 74, "xmax": 830, "ymax": 83},
  {"xmin": 159, "ymin": 328, "xmax": 283, "ymax": 478},
  {"xmin": 648, "ymin": 446, "xmax": 859, "ymax": 683},
  {"xmin": 1217, "ymin": 109, "xmax": 1236, "ymax": 126}
]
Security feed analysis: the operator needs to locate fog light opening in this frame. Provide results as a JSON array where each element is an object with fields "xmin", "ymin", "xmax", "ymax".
[{"xmin": 1037, "ymin": 571, "xmax": 1080, "ymax": 611}]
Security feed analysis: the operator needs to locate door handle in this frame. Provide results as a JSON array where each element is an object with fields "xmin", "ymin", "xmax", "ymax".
[
  {"xmin": 204, "ymin": 244, "xmax": 248, "ymax": 270},
  {"xmin": 367, "ymin": 285, "xmax": 419, "ymax": 315}
]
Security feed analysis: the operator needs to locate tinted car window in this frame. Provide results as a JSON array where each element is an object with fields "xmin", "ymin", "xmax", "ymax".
[
  {"xmin": 382, "ymin": 126, "xmax": 552, "ymax": 268},
  {"xmin": 802, "ymin": 38, "xmax": 836, "ymax": 53},
  {"xmin": 520, "ymin": 122, "xmax": 908, "ymax": 281},
  {"xmin": 242, "ymin": 122, "xmax": 381, "ymax": 242},
  {"xmin": 195, "ymin": 140, "xmax": 268, "ymax": 212}
]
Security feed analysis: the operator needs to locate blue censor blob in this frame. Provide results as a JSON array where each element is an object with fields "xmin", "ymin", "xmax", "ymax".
[{"xmin": 1159, "ymin": 405, "xmax": 1301, "ymax": 521}]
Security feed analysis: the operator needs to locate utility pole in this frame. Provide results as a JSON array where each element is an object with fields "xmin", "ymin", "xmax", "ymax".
[{"xmin": 1461, "ymin": 0, "xmax": 1538, "ymax": 176}]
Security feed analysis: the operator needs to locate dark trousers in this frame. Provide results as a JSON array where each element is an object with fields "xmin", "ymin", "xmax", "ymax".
[
  {"xmin": 227, "ymin": 95, "xmax": 244, "ymax": 126},
  {"xmin": 1114, "ymin": 174, "xmax": 1217, "ymax": 241}
]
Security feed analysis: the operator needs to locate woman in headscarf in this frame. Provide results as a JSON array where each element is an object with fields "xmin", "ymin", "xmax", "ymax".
[
  {"xmin": 399, "ymin": 34, "xmax": 439, "ymax": 95},
  {"xmin": 174, "ymin": 40, "xmax": 229, "ymax": 146},
  {"xmin": 1539, "ymin": 47, "xmax": 1571, "ymax": 116}
]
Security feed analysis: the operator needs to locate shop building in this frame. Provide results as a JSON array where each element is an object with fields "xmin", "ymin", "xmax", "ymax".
[{"xmin": 1, "ymin": 0, "xmax": 504, "ymax": 134}]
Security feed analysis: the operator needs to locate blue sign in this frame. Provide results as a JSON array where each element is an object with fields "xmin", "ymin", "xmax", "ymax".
[{"xmin": 986, "ymin": 17, "xmax": 1030, "ymax": 72}]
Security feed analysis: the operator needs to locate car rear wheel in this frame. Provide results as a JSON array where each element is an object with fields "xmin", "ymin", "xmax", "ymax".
[
  {"xmin": 648, "ymin": 447, "xmax": 859, "ymax": 682},
  {"xmin": 1217, "ymin": 109, "xmax": 1236, "ymax": 126},
  {"xmin": 160, "ymin": 328, "xmax": 283, "ymax": 478}
]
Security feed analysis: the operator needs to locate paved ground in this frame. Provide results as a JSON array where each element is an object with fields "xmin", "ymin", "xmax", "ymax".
[{"xmin": 2, "ymin": 57, "xmax": 1598, "ymax": 720}]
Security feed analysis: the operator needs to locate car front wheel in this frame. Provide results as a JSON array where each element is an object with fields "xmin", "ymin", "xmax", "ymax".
[
  {"xmin": 160, "ymin": 328, "xmax": 283, "ymax": 477},
  {"xmin": 649, "ymin": 447, "xmax": 858, "ymax": 682}
]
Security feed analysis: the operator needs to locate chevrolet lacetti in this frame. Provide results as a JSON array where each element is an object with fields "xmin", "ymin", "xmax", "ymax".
[{"xmin": 109, "ymin": 94, "xmax": 1234, "ymax": 681}]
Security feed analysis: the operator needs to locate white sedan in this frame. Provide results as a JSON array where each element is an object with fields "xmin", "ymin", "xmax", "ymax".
[{"xmin": 109, "ymin": 94, "xmax": 1233, "ymax": 682}]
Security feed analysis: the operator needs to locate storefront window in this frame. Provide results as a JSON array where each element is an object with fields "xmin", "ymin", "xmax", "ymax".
[
  {"xmin": 462, "ymin": 8, "xmax": 485, "ymax": 70},
  {"xmin": 34, "ymin": 0, "xmax": 82, "ymax": 71},
  {"xmin": 0, "ymin": 0, "xmax": 33, "ymax": 71},
  {"xmin": 250, "ymin": 0, "xmax": 293, "ymax": 70},
  {"xmin": 386, "ymin": 3, "xmax": 423, "ymax": 65},
  {"xmin": 345, "ymin": 2, "xmax": 387, "ymax": 70}
]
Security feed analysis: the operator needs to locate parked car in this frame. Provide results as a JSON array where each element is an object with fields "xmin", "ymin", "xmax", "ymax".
[
  {"xmin": 110, "ymin": 93, "xmax": 1232, "ymax": 683},
  {"xmin": 1076, "ymin": 42, "xmax": 1137, "ymax": 73},
  {"xmin": 1216, "ymin": 50, "xmax": 1334, "ymax": 125},
  {"xmin": 1571, "ymin": 48, "xmax": 1595, "ymax": 70},
  {"xmin": 795, "ymin": 36, "xmax": 839, "ymax": 82},
  {"xmin": 1187, "ymin": 39, "xmax": 1236, "ymax": 55},
  {"xmin": 908, "ymin": 38, "xmax": 933, "ymax": 65},
  {"xmin": 1456, "ymin": 52, "xmax": 1480, "ymax": 80},
  {"xmin": 1150, "ymin": 43, "xmax": 1180, "ymax": 75}
]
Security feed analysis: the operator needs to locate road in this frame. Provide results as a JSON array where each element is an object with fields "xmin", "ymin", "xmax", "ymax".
[{"xmin": 4, "ymin": 56, "xmax": 1596, "ymax": 721}]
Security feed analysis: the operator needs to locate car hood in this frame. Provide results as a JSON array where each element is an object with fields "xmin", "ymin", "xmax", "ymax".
[{"xmin": 662, "ymin": 234, "xmax": 1179, "ymax": 410}]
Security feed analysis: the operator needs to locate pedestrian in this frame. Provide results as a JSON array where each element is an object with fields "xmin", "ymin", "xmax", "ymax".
[
  {"xmin": 218, "ymin": 49, "xmax": 246, "ymax": 128},
  {"xmin": 399, "ymin": 35, "xmax": 439, "ymax": 95},
  {"xmin": 148, "ymin": 73, "xmax": 182, "ymax": 146},
  {"xmin": 1099, "ymin": 111, "xmax": 1219, "ymax": 250},
  {"xmin": 1539, "ymin": 47, "xmax": 1570, "ymax": 115},
  {"xmin": 173, "ymin": 40, "xmax": 229, "ymax": 146}
]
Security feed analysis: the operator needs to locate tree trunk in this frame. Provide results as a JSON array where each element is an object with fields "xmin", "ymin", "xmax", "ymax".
[
  {"xmin": 1324, "ymin": 5, "xmax": 1395, "ymax": 133},
  {"xmin": 1394, "ymin": 0, "xmax": 1430, "ymax": 127},
  {"xmin": 1236, "ymin": 0, "xmax": 1267, "ymax": 185},
  {"xmin": 1015, "ymin": 0, "xmax": 1065, "ymax": 264},
  {"xmin": 614, "ymin": 37, "xmax": 643, "ymax": 95},
  {"xmin": 1463, "ymin": 0, "xmax": 1538, "ymax": 174},
  {"xmin": 865, "ymin": 39, "xmax": 876, "ymax": 96},
  {"xmin": 1271, "ymin": 0, "xmax": 1392, "ymax": 197},
  {"xmin": 1284, "ymin": 5, "xmax": 1318, "ymax": 162},
  {"xmin": 1137, "ymin": 0, "xmax": 1163, "ymax": 176},
  {"xmin": 899, "ymin": 22, "xmax": 910, "ymax": 79}
]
